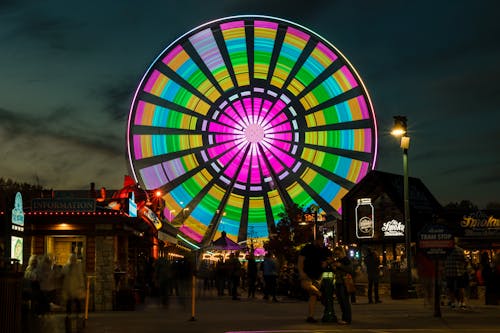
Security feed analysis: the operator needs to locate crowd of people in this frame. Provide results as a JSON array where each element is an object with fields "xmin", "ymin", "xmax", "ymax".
[
  {"xmin": 443, "ymin": 241, "xmax": 500, "ymax": 308},
  {"xmin": 22, "ymin": 253, "xmax": 86, "ymax": 319},
  {"xmin": 18, "ymin": 241, "xmax": 499, "ymax": 329}
]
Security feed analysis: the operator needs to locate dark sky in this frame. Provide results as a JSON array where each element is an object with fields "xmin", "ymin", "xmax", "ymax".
[{"xmin": 1, "ymin": 0, "xmax": 499, "ymax": 208}]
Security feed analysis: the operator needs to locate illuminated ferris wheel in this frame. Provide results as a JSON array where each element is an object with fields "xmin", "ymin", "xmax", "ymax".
[{"xmin": 127, "ymin": 15, "xmax": 378, "ymax": 248}]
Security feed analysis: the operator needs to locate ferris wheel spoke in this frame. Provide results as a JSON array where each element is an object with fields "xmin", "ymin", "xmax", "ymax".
[
  {"xmin": 280, "ymin": 38, "xmax": 318, "ymax": 91},
  {"xmin": 295, "ymin": 59, "xmax": 345, "ymax": 100},
  {"xmin": 137, "ymin": 91, "xmax": 205, "ymax": 120},
  {"xmin": 182, "ymin": 36, "xmax": 227, "ymax": 97},
  {"xmin": 301, "ymin": 89, "xmax": 364, "ymax": 119}
]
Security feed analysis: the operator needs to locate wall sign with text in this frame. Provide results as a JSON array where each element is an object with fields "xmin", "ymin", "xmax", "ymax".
[{"xmin": 382, "ymin": 219, "xmax": 405, "ymax": 237}]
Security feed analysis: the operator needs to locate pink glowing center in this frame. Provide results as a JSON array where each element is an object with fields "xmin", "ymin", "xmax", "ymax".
[
  {"xmin": 205, "ymin": 92, "xmax": 297, "ymax": 189},
  {"xmin": 244, "ymin": 123, "xmax": 265, "ymax": 143}
]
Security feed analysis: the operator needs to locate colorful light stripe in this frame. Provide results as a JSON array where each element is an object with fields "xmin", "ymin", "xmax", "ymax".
[{"xmin": 271, "ymin": 26, "xmax": 310, "ymax": 88}]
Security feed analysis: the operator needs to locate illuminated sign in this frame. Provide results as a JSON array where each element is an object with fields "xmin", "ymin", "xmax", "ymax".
[
  {"xmin": 460, "ymin": 213, "xmax": 500, "ymax": 237},
  {"xmin": 355, "ymin": 198, "xmax": 374, "ymax": 239},
  {"xmin": 11, "ymin": 192, "xmax": 24, "ymax": 230},
  {"xmin": 418, "ymin": 223, "xmax": 454, "ymax": 259},
  {"xmin": 11, "ymin": 236, "xmax": 23, "ymax": 264},
  {"xmin": 128, "ymin": 192, "xmax": 137, "ymax": 217},
  {"xmin": 382, "ymin": 219, "xmax": 405, "ymax": 237},
  {"xmin": 140, "ymin": 206, "xmax": 162, "ymax": 230},
  {"xmin": 32, "ymin": 198, "xmax": 96, "ymax": 212},
  {"xmin": 461, "ymin": 215, "xmax": 500, "ymax": 228}
]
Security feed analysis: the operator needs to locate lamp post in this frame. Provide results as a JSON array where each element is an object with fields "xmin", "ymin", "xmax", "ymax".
[
  {"xmin": 391, "ymin": 116, "xmax": 413, "ymax": 295},
  {"xmin": 302, "ymin": 204, "xmax": 325, "ymax": 241},
  {"xmin": 299, "ymin": 209, "xmax": 316, "ymax": 240}
]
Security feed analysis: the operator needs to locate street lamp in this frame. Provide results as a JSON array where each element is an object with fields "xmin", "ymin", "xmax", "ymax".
[{"xmin": 391, "ymin": 116, "xmax": 413, "ymax": 296}]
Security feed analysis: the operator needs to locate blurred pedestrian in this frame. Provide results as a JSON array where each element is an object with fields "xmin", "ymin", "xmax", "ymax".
[
  {"xmin": 416, "ymin": 250, "xmax": 435, "ymax": 307},
  {"xmin": 61, "ymin": 253, "xmax": 85, "ymax": 317},
  {"xmin": 155, "ymin": 257, "xmax": 172, "ymax": 307},
  {"xmin": 262, "ymin": 252, "xmax": 278, "ymax": 302},
  {"xmin": 39, "ymin": 254, "xmax": 61, "ymax": 312},
  {"xmin": 297, "ymin": 237, "xmax": 331, "ymax": 323},
  {"xmin": 494, "ymin": 251, "xmax": 500, "ymax": 304},
  {"xmin": 444, "ymin": 240, "xmax": 467, "ymax": 309},
  {"xmin": 333, "ymin": 246, "xmax": 353, "ymax": 324},
  {"xmin": 228, "ymin": 252, "xmax": 242, "ymax": 300},
  {"xmin": 246, "ymin": 253, "xmax": 258, "ymax": 298},
  {"xmin": 23, "ymin": 254, "xmax": 45, "ymax": 314},
  {"xmin": 215, "ymin": 256, "xmax": 226, "ymax": 296},
  {"xmin": 364, "ymin": 248, "xmax": 381, "ymax": 304}
]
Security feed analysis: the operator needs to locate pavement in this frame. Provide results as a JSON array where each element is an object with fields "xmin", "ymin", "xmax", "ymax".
[
  {"xmin": 29, "ymin": 291, "xmax": 500, "ymax": 333},
  {"xmin": 79, "ymin": 291, "xmax": 500, "ymax": 333}
]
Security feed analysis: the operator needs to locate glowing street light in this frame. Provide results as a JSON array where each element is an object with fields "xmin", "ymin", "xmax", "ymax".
[
  {"xmin": 391, "ymin": 116, "xmax": 407, "ymax": 137},
  {"xmin": 391, "ymin": 115, "xmax": 413, "ymax": 296}
]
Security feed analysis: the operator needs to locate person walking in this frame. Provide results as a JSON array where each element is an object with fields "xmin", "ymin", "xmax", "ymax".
[
  {"xmin": 480, "ymin": 252, "xmax": 497, "ymax": 305},
  {"xmin": 23, "ymin": 254, "xmax": 44, "ymax": 315},
  {"xmin": 444, "ymin": 241, "xmax": 467, "ymax": 309},
  {"xmin": 246, "ymin": 253, "xmax": 258, "ymax": 299},
  {"xmin": 262, "ymin": 252, "xmax": 279, "ymax": 302},
  {"xmin": 39, "ymin": 254, "xmax": 61, "ymax": 312},
  {"xmin": 297, "ymin": 237, "xmax": 331, "ymax": 323},
  {"xmin": 154, "ymin": 257, "xmax": 172, "ymax": 307},
  {"xmin": 215, "ymin": 257, "xmax": 226, "ymax": 296},
  {"xmin": 228, "ymin": 252, "xmax": 242, "ymax": 300},
  {"xmin": 61, "ymin": 253, "xmax": 85, "ymax": 332},
  {"xmin": 62, "ymin": 253, "xmax": 85, "ymax": 318},
  {"xmin": 332, "ymin": 246, "xmax": 353, "ymax": 325},
  {"xmin": 364, "ymin": 248, "xmax": 381, "ymax": 304}
]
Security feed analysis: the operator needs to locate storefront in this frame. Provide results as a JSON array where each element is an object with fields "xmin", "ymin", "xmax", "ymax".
[
  {"xmin": 444, "ymin": 209, "xmax": 500, "ymax": 264},
  {"xmin": 14, "ymin": 182, "xmax": 165, "ymax": 311},
  {"xmin": 341, "ymin": 170, "xmax": 443, "ymax": 268}
]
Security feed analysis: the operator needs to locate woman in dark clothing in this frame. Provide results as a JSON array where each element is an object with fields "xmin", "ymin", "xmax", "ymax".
[
  {"xmin": 247, "ymin": 254, "xmax": 258, "ymax": 298},
  {"xmin": 480, "ymin": 252, "xmax": 497, "ymax": 305},
  {"xmin": 333, "ymin": 246, "xmax": 353, "ymax": 325},
  {"xmin": 364, "ymin": 248, "xmax": 381, "ymax": 304}
]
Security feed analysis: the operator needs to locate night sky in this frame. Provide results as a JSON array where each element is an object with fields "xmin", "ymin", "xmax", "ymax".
[{"xmin": 1, "ymin": 0, "xmax": 499, "ymax": 208}]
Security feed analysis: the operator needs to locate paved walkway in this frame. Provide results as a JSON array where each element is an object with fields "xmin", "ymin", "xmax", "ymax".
[{"xmin": 82, "ymin": 293, "xmax": 499, "ymax": 333}]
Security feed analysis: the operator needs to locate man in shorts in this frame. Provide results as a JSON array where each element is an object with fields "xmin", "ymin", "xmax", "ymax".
[{"xmin": 297, "ymin": 237, "xmax": 332, "ymax": 323}]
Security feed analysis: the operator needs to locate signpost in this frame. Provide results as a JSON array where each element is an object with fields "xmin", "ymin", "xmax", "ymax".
[{"xmin": 418, "ymin": 223, "xmax": 454, "ymax": 317}]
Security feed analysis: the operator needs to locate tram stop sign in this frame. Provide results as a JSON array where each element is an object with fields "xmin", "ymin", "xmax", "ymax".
[{"xmin": 418, "ymin": 224, "xmax": 454, "ymax": 260}]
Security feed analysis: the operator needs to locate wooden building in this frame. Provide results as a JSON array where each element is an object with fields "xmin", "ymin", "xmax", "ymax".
[{"xmin": 341, "ymin": 170, "xmax": 443, "ymax": 265}]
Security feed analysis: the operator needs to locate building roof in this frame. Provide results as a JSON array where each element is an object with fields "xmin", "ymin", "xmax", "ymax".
[
  {"xmin": 342, "ymin": 170, "xmax": 443, "ymax": 219},
  {"xmin": 206, "ymin": 231, "xmax": 243, "ymax": 251}
]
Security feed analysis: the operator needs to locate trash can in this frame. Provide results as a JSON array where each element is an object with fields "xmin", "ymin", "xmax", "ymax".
[
  {"xmin": 390, "ymin": 270, "xmax": 409, "ymax": 299},
  {"xmin": 0, "ymin": 271, "xmax": 23, "ymax": 333}
]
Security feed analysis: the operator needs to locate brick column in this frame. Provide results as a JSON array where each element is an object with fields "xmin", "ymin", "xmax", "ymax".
[{"xmin": 94, "ymin": 230, "xmax": 114, "ymax": 311}]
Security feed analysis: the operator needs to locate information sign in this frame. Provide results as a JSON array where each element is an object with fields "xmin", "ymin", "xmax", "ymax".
[{"xmin": 418, "ymin": 224, "xmax": 454, "ymax": 259}]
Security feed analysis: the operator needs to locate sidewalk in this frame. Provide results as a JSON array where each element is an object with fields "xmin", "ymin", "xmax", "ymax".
[{"xmin": 79, "ymin": 293, "xmax": 500, "ymax": 333}]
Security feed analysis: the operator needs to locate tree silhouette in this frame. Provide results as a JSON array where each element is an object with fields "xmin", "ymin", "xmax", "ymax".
[
  {"xmin": 0, "ymin": 178, "xmax": 49, "ymax": 211},
  {"xmin": 264, "ymin": 203, "xmax": 313, "ymax": 266}
]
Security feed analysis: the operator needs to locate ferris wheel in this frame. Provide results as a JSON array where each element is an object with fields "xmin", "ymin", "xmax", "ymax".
[{"xmin": 127, "ymin": 15, "xmax": 378, "ymax": 248}]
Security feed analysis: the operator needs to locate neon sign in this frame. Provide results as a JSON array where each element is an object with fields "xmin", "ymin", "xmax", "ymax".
[
  {"xmin": 461, "ymin": 215, "xmax": 500, "ymax": 228},
  {"xmin": 11, "ymin": 192, "xmax": 24, "ymax": 230},
  {"xmin": 382, "ymin": 219, "xmax": 405, "ymax": 237},
  {"xmin": 355, "ymin": 198, "xmax": 374, "ymax": 239}
]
